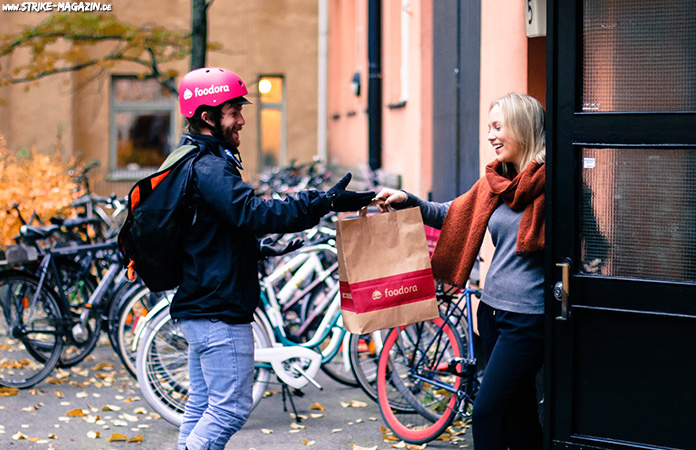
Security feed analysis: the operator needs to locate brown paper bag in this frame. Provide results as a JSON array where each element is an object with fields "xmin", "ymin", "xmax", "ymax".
[{"xmin": 337, "ymin": 206, "xmax": 439, "ymax": 334}]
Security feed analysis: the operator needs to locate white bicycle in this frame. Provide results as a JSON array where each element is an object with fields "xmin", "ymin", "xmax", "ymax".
[{"xmin": 132, "ymin": 237, "xmax": 363, "ymax": 426}]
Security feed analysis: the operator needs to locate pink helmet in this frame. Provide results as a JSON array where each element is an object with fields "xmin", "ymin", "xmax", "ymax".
[{"xmin": 178, "ymin": 67, "xmax": 250, "ymax": 118}]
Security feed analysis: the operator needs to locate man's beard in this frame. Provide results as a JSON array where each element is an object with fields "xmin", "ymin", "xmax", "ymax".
[
  {"xmin": 222, "ymin": 126, "xmax": 240, "ymax": 150},
  {"xmin": 211, "ymin": 120, "xmax": 239, "ymax": 151}
]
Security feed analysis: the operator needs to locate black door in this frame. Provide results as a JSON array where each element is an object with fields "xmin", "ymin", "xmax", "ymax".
[{"xmin": 546, "ymin": 1, "xmax": 696, "ymax": 449}]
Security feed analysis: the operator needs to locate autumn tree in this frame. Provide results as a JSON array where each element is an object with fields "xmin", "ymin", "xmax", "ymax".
[
  {"xmin": 0, "ymin": 136, "xmax": 76, "ymax": 245},
  {"xmin": 0, "ymin": 13, "xmax": 194, "ymax": 94}
]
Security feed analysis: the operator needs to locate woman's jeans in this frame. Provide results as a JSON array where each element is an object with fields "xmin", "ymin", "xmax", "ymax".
[
  {"xmin": 177, "ymin": 320, "xmax": 254, "ymax": 450},
  {"xmin": 472, "ymin": 302, "xmax": 544, "ymax": 450}
]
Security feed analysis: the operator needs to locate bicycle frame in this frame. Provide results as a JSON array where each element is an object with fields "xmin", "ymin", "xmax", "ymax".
[
  {"xmin": 32, "ymin": 241, "xmax": 121, "ymax": 339},
  {"xmin": 401, "ymin": 286, "xmax": 479, "ymax": 402}
]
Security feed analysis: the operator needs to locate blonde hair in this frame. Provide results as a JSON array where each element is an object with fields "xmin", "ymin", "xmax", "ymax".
[{"xmin": 490, "ymin": 93, "xmax": 546, "ymax": 173}]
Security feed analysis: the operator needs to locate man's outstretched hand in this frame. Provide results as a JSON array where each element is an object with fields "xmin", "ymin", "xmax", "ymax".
[{"xmin": 326, "ymin": 173, "xmax": 375, "ymax": 212}]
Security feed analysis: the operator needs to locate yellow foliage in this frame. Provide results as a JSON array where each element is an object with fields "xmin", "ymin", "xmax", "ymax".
[{"xmin": 0, "ymin": 135, "xmax": 76, "ymax": 245}]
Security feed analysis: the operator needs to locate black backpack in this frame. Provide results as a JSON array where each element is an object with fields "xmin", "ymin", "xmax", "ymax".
[{"xmin": 118, "ymin": 144, "xmax": 203, "ymax": 292}]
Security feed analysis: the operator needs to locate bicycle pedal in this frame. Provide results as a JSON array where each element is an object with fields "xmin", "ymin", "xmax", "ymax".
[{"xmin": 447, "ymin": 358, "xmax": 477, "ymax": 377}]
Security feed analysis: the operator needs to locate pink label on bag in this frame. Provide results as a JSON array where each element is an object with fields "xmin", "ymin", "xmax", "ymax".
[{"xmin": 340, "ymin": 268, "xmax": 436, "ymax": 314}]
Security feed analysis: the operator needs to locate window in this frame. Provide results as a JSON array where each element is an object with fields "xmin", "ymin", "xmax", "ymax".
[
  {"xmin": 257, "ymin": 75, "xmax": 286, "ymax": 169},
  {"xmin": 109, "ymin": 76, "xmax": 177, "ymax": 179}
]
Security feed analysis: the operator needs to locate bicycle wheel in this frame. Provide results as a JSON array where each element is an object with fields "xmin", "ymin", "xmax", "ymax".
[
  {"xmin": 110, "ymin": 284, "xmax": 159, "ymax": 378},
  {"xmin": 0, "ymin": 271, "xmax": 64, "ymax": 388},
  {"xmin": 348, "ymin": 330, "xmax": 382, "ymax": 402},
  {"xmin": 318, "ymin": 329, "xmax": 359, "ymax": 387},
  {"xmin": 377, "ymin": 317, "xmax": 464, "ymax": 444},
  {"xmin": 51, "ymin": 260, "xmax": 100, "ymax": 368},
  {"xmin": 135, "ymin": 307, "xmax": 272, "ymax": 426}
]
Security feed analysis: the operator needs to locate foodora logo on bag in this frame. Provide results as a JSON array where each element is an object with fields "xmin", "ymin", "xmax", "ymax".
[{"xmin": 372, "ymin": 284, "xmax": 419, "ymax": 301}]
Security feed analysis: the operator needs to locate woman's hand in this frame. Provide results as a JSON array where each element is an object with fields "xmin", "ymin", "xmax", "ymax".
[{"xmin": 374, "ymin": 188, "xmax": 407, "ymax": 212}]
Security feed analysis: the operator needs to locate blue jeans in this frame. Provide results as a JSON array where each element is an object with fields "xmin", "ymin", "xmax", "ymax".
[
  {"xmin": 472, "ymin": 302, "xmax": 544, "ymax": 450},
  {"xmin": 177, "ymin": 320, "xmax": 254, "ymax": 450}
]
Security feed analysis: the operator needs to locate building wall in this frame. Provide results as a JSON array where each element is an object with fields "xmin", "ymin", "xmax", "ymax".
[
  {"xmin": 327, "ymin": 0, "xmax": 369, "ymax": 169},
  {"xmin": 0, "ymin": 0, "xmax": 319, "ymax": 195},
  {"xmin": 326, "ymin": 0, "xmax": 541, "ymax": 287},
  {"xmin": 327, "ymin": 0, "xmax": 433, "ymax": 192}
]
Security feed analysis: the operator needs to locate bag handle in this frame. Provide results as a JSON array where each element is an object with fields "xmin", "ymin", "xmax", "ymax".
[{"xmin": 358, "ymin": 200, "xmax": 392, "ymax": 218}]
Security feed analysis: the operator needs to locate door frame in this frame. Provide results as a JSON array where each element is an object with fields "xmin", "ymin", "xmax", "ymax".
[{"xmin": 545, "ymin": 1, "xmax": 696, "ymax": 449}]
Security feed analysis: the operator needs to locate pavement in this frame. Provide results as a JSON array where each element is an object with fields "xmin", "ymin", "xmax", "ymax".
[{"xmin": 0, "ymin": 339, "xmax": 473, "ymax": 450}]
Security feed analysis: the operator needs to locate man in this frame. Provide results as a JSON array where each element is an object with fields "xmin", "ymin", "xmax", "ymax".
[{"xmin": 172, "ymin": 67, "xmax": 374, "ymax": 450}]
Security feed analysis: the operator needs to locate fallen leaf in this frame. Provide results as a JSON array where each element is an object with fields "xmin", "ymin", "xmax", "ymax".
[
  {"xmin": 87, "ymin": 431, "xmax": 100, "ymax": 439},
  {"xmin": 261, "ymin": 428, "xmax": 273, "ymax": 434},
  {"xmin": 28, "ymin": 388, "xmax": 39, "ymax": 395},
  {"xmin": 21, "ymin": 406, "xmax": 38, "ymax": 412},
  {"xmin": 102, "ymin": 404, "xmax": 122, "ymax": 411},
  {"xmin": 133, "ymin": 407, "xmax": 147, "ymax": 414},
  {"xmin": 0, "ymin": 387, "xmax": 19, "ymax": 397},
  {"xmin": 76, "ymin": 392, "xmax": 89, "ymax": 399},
  {"xmin": 309, "ymin": 402, "xmax": 326, "ymax": 411},
  {"xmin": 66, "ymin": 409, "xmax": 86, "ymax": 417},
  {"xmin": 112, "ymin": 420, "xmax": 128, "ymax": 427},
  {"xmin": 302, "ymin": 439, "xmax": 316, "ymax": 446},
  {"xmin": 290, "ymin": 422, "xmax": 306, "ymax": 430},
  {"xmin": 310, "ymin": 413, "xmax": 325, "ymax": 419},
  {"xmin": 48, "ymin": 434, "xmax": 56, "ymax": 439},
  {"xmin": 351, "ymin": 445, "xmax": 378, "ymax": 450},
  {"xmin": 12, "ymin": 431, "xmax": 27, "ymax": 440},
  {"xmin": 54, "ymin": 390, "xmax": 64, "ymax": 398},
  {"xmin": 122, "ymin": 413, "xmax": 139, "ymax": 422},
  {"xmin": 71, "ymin": 368, "xmax": 89, "ymax": 377},
  {"xmin": 93, "ymin": 362, "xmax": 114, "ymax": 371},
  {"xmin": 127, "ymin": 434, "xmax": 144, "ymax": 443},
  {"xmin": 107, "ymin": 433, "xmax": 128, "ymax": 442},
  {"xmin": 331, "ymin": 428, "xmax": 343, "ymax": 433}
]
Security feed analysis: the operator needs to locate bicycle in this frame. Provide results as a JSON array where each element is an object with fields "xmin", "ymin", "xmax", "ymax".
[
  {"xmin": 131, "ymin": 238, "xmax": 370, "ymax": 426},
  {"xmin": 133, "ymin": 296, "xmax": 273, "ymax": 426},
  {"xmin": 376, "ymin": 282, "xmax": 482, "ymax": 444},
  {"xmin": 0, "ymin": 239, "xmax": 139, "ymax": 387}
]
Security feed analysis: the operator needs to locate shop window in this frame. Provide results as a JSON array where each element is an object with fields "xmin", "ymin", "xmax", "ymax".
[{"xmin": 109, "ymin": 76, "xmax": 177, "ymax": 179}]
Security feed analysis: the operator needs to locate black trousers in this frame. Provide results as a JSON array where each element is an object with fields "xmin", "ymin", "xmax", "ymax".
[{"xmin": 472, "ymin": 302, "xmax": 544, "ymax": 450}]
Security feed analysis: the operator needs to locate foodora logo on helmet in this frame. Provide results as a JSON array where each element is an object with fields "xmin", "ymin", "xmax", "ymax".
[{"xmin": 194, "ymin": 84, "xmax": 231, "ymax": 97}]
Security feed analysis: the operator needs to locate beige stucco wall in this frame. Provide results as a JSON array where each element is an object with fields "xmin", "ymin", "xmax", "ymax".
[{"xmin": 0, "ymin": 0, "xmax": 319, "ymax": 195}]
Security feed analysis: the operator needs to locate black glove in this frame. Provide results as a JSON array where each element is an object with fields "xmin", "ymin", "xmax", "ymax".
[
  {"xmin": 326, "ymin": 173, "xmax": 375, "ymax": 212},
  {"xmin": 259, "ymin": 237, "xmax": 305, "ymax": 258}
]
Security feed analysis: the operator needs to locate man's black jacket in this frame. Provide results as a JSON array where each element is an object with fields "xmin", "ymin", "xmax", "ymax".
[{"xmin": 170, "ymin": 133, "xmax": 331, "ymax": 324}]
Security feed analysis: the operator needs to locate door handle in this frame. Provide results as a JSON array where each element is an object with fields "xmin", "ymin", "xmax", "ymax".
[{"xmin": 555, "ymin": 260, "xmax": 571, "ymax": 320}]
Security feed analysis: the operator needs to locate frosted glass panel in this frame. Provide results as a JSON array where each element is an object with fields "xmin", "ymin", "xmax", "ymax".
[
  {"xmin": 580, "ymin": 148, "xmax": 696, "ymax": 282},
  {"xmin": 582, "ymin": 0, "xmax": 696, "ymax": 112}
]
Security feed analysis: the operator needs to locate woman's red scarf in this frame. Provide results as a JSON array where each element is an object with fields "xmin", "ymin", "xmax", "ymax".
[{"xmin": 431, "ymin": 159, "xmax": 545, "ymax": 286}]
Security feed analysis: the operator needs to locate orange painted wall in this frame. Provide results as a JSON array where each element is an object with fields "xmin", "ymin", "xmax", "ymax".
[{"xmin": 327, "ymin": 0, "xmax": 433, "ymax": 193}]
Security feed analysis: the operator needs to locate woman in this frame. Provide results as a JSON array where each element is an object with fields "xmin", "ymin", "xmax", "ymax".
[{"xmin": 376, "ymin": 92, "xmax": 546, "ymax": 450}]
